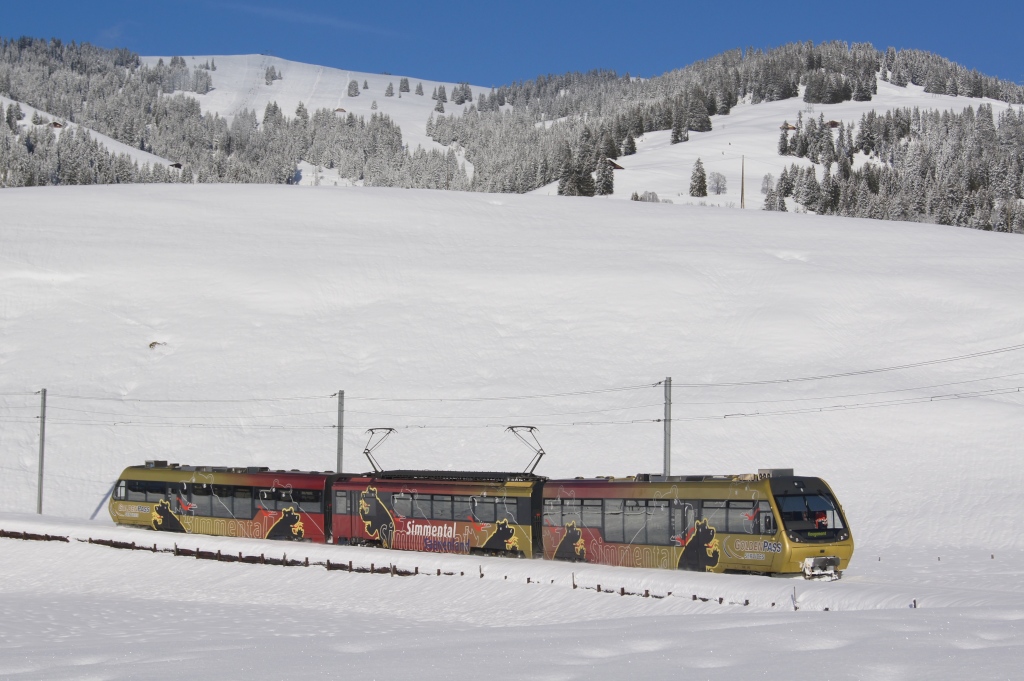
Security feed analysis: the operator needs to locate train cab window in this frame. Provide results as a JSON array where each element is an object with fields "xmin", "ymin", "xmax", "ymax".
[
  {"xmin": 581, "ymin": 500, "xmax": 602, "ymax": 529},
  {"xmin": 473, "ymin": 497, "xmax": 496, "ymax": 523},
  {"xmin": 233, "ymin": 487, "xmax": 254, "ymax": 519},
  {"xmin": 126, "ymin": 480, "xmax": 146, "ymax": 502},
  {"xmin": 392, "ymin": 493, "xmax": 411, "ymax": 518},
  {"xmin": 603, "ymin": 499, "xmax": 624, "ymax": 542},
  {"xmin": 334, "ymin": 490, "xmax": 351, "ymax": 515},
  {"xmin": 701, "ymin": 500, "xmax": 727, "ymax": 530},
  {"xmin": 432, "ymin": 495, "xmax": 453, "ymax": 520},
  {"xmin": 777, "ymin": 494, "xmax": 845, "ymax": 532},
  {"xmin": 191, "ymin": 484, "xmax": 212, "ymax": 516},
  {"xmin": 296, "ymin": 490, "xmax": 322, "ymax": 513},
  {"xmin": 212, "ymin": 485, "xmax": 235, "ymax": 518},
  {"xmin": 647, "ymin": 500, "xmax": 670, "ymax": 545},
  {"xmin": 412, "ymin": 494, "xmax": 431, "ymax": 519},
  {"xmin": 543, "ymin": 499, "xmax": 561, "ymax": 528},
  {"xmin": 113, "ymin": 480, "xmax": 127, "ymax": 501},
  {"xmin": 454, "ymin": 496, "xmax": 473, "ymax": 522},
  {"xmin": 561, "ymin": 499, "xmax": 582, "ymax": 527}
]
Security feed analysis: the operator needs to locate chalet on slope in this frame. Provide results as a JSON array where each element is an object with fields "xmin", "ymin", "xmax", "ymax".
[
  {"xmin": 607, "ymin": 158, "xmax": 624, "ymax": 170},
  {"xmin": 169, "ymin": 162, "xmax": 183, "ymax": 169},
  {"xmin": 334, "ymin": 107, "xmax": 347, "ymax": 113},
  {"xmin": 780, "ymin": 122, "xmax": 796, "ymax": 130},
  {"xmin": 827, "ymin": 120, "xmax": 842, "ymax": 128}
]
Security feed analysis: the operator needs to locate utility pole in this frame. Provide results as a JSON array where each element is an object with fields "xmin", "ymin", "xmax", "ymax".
[
  {"xmin": 663, "ymin": 377, "xmax": 672, "ymax": 477},
  {"xmin": 336, "ymin": 390, "xmax": 344, "ymax": 473},
  {"xmin": 37, "ymin": 388, "xmax": 46, "ymax": 514},
  {"xmin": 740, "ymin": 155, "xmax": 745, "ymax": 209}
]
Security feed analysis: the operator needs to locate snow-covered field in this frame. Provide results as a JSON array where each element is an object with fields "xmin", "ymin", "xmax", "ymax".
[{"xmin": 2, "ymin": 181, "xmax": 1023, "ymax": 677}]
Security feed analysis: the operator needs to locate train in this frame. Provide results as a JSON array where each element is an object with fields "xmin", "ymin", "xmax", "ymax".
[{"xmin": 109, "ymin": 461, "xmax": 853, "ymax": 579}]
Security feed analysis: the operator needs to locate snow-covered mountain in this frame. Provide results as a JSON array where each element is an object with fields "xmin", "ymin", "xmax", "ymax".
[{"xmin": 139, "ymin": 54, "xmax": 482, "ymax": 183}]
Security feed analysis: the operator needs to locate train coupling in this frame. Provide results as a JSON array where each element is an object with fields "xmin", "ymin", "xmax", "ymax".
[{"xmin": 802, "ymin": 556, "xmax": 841, "ymax": 581}]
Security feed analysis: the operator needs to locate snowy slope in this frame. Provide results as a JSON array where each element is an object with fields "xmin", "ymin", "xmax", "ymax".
[
  {"xmin": 140, "ymin": 54, "xmax": 484, "ymax": 178},
  {"xmin": 0, "ymin": 94, "xmax": 175, "ymax": 169},
  {"xmin": 2, "ymin": 184, "xmax": 1023, "ymax": 556},
  {"xmin": 531, "ymin": 80, "xmax": 1018, "ymax": 206}
]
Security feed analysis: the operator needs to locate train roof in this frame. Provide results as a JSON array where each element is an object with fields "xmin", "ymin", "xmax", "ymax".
[
  {"xmin": 127, "ymin": 461, "xmax": 338, "ymax": 477},
  {"xmin": 366, "ymin": 470, "xmax": 546, "ymax": 483}
]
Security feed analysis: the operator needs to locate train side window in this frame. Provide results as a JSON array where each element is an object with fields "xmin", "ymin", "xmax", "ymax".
[
  {"xmin": 412, "ymin": 494, "xmax": 431, "ymax": 519},
  {"xmin": 276, "ymin": 489, "xmax": 296, "ymax": 511},
  {"xmin": 727, "ymin": 500, "xmax": 756, "ymax": 535},
  {"xmin": 543, "ymin": 499, "xmax": 561, "ymax": 528},
  {"xmin": 603, "ymin": 499, "xmax": 624, "ymax": 542},
  {"xmin": 392, "ymin": 493, "xmax": 411, "ymax": 518},
  {"xmin": 473, "ymin": 497, "xmax": 496, "ymax": 523},
  {"xmin": 562, "ymin": 499, "xmax": 581, "ymax": 527},
  {"xmin": 212, "ymin": 485, "xmax": 235, "ymax": 518},
  {"xmin": 191, "ymin": 484, "xmax": 212, "ymax": 516},
  {"xmin": 296, "ymin": 490, "xmax": 322, "ymax": 514},
  {"xmin": 581, "ymin": 499, "xmax": 602, "ymax": 529},
  {"xmin": 701, "ymin": 500, "xmax": 727, "ymax": 530},
  {"xmin": 258, "ymin": 489, "xmax": 274, "ymax": 512},
  {"xmin": 145, "ymin": 481, "xmax": 166, "ymax": 503},
  {"xmin": 758, "ymin": 501, "xmax": 776, "ymax": 534},
  {"xmin": 126, "ymin": 480, "xmax": 146, "ymax": 501},
  {"xmin": 454, "ymin": 495, "xmax": 473, "ymax": 521},
  {"xmin": 432, "ymin": 495, "xmax": 453, "ymax": 520},
  {"xmin": 113, "ymin": 480, "xmax": 127, "ymax": 501},
  {"xmin": 672, "ymin": 500, "xmax": 697, "ymax": 539},
  {"xmin": 495, "ymin": 498, "xmax": 517, "ymax": 523},
  {"xmin": 623, "ymin": 500, "xmax": 646, "ymax": 544},
  {"xmin": 233, "ymin": 487, "xmax": 254, "ymax": 519},
  {"xmin": 647, "ymin": 500, "xmax": 670, "ymax": 545},
  {"xmin": 334, "ymin": 490, "xmax": 350, "ymax": 515}
]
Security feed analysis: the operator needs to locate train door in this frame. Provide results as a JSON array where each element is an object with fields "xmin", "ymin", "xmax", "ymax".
[
  {"xmin": 530, "ymin": 483, "xmax": 545, "ymax": 557},
  {"xmin": 333, "ymin": 489, "xmax": 354, "ymax": 544}
]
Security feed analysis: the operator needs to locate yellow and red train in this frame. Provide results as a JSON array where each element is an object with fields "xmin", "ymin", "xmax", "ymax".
[{"xmin": 110, "ymin": 462, "xmax": 853, "ymax": 579}]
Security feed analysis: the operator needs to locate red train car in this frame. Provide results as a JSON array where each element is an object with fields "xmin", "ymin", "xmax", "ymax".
[{"xmin": 331, "ymin": 470, "xmax": 545, "ymax": 558}]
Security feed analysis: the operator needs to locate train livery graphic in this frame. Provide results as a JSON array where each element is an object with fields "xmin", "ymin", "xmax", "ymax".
[
  {"xmin": 150, "ymin": 499, "xmax": 186, "ymax": 533},
  {"xmin": 111, "ymin": 463, "xmax": 853, "ymax": 579},
  {"xmin": 553, "ymin": 521, "xmax": 587, "ymax": 562},
  {"xmin": 265, "ymin": 508, "xmax": 305, "ymax": 541},
  {"xmin": 358, "ymin": 487, "xmax": 396, "ymax": 548},
  {"xmin": 481, "ymin": 519, "xmax": 520, "ymax": 553},
  {"xmin": 676, "ymin": 518, "xmax": 720, "ymax": 572}
]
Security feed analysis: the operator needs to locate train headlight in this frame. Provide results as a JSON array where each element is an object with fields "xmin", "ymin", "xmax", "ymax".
[
  {"xmin": 788, "ymin": 531, "xmax": 801, "ymax": 543},
  {"xmin": 837, "ymin": 531, "xmax": 849, "ymax": 541}
]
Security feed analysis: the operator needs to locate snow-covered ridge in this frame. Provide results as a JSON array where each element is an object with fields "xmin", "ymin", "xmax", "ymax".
[
  {"xmin": 532, "ymin": 79, "xmax": 1018, "ymax": 205},
  {"xmin": 0, "ymin": 94, "xmax": 174, "ymax": 169},
  {"xmin": 140, "ymin": 54, "xmax": 486, "ymax": 169}
]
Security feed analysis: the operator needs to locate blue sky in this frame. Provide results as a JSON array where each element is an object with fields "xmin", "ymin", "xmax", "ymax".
[{"xmin": 5, "ymin": 1, "xmax": 1023, "ymax": 86}]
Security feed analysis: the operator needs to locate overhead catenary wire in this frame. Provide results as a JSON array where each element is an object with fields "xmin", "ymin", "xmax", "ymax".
[{"xmin": 663, "ymin": 342, "xmax": 1024, "ymax": 388}]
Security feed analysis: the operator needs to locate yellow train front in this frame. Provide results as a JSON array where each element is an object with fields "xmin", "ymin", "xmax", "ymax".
[{"xmin": 542, "ymin": 470, "xmax": 853, "ymax": 579}]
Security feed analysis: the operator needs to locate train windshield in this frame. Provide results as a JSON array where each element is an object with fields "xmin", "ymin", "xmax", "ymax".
[{"xmin": 776, "ymin": 493, "xmax": 846, "ymax": 540}]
